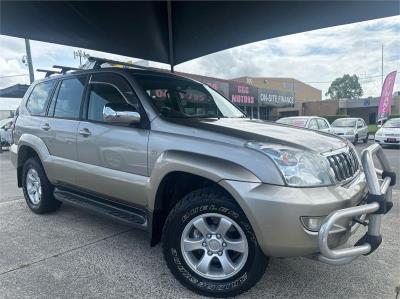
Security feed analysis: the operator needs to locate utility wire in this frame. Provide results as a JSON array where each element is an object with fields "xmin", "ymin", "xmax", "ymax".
[{"xmin": 0, "ymin": 74, "xmax": 28, "ymax": 79}]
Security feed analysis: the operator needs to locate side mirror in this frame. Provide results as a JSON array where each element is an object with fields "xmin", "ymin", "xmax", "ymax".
[
  {"xmin": 103, "ymin": 103, "xmax": 141, "ymax": 124},
  {"xmin": 377, "ymin": 124, "xmax": 382, "ymax": 128}
]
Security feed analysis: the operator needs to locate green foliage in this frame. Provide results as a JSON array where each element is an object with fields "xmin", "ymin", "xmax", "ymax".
[
  {"xmin": 368, "ymin": 124, "xmax": 378, "ymax": 134},
  {"xmin": 322, "ymin": 115, "xmax": 349, "ymax": 123},
  {"xmin": 325, "ymin": 74, "xmax": 363, "ymax": 100}
]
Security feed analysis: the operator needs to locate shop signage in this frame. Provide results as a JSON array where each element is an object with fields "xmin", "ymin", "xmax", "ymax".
[
  {"xmin": 229, "ymin": 82, "xmax": 257, "ymax": 105},
  {"xmin": 258, "ymin": 88, "xmax": 294, "ymax": 107}
]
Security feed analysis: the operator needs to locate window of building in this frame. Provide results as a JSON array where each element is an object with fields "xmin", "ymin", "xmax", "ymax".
[
  {"xmin": 54, "ymin": 77, "xmax": 86, "ymax": 119},
  {"xmin": 26, "ymin": 80, "xmax": 55, "ymax": 115}
]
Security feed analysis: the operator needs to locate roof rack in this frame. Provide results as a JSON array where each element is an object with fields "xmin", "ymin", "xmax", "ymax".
[
  {"xmin": 84, "ymin": 56, "xmax": 164, "ymax": 72},
  {"xmin": 36, "ymin": 69, "xmax": 62, "ymax": 78},
  {"xmin": 52, "ymin": 65, "xmax": 81, "ymax": 74}
]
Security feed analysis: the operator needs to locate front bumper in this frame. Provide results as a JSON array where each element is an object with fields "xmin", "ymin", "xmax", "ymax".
[
  {"xmin": 219, "ymin": 144, "xmax": 393, "ymax": 263},
  {"xmin": 375, "ymin": 135, "xmax": 400, "ymax": 145}
]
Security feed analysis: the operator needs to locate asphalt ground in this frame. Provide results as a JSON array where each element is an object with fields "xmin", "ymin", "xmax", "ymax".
[{"xmin": 0, "ymin": 141, "xmax": 399, "ymax": 298}]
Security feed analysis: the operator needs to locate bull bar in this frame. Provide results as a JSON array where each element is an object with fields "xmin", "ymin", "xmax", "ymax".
[{"xmin": 317, "ymin": 144, "xmax": 395, "ymax": 265}]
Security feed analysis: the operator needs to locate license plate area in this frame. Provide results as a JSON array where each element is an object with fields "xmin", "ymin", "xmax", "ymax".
[{"xmin": 386, "ymin": 138, "xmax": 397, "ymax": 143}]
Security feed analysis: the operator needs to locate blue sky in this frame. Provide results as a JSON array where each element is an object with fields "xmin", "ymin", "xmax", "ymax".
[{"xmin": 0, "ymin": 15, "xmax": 399, "ymax": 99}]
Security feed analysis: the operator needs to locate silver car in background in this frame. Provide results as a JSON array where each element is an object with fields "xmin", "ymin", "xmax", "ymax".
[
  {"xmin": 375, "ymin": 118, "xmax": 400, "ymax": 147},
  {"xmin": 276, "ymin": 116, "xmax": 332, "ymax": 133},
  {"xmin": 331, "ymin": 117, "xmax": 369, "ymax": 144},
  {"xmin": 0, "ymin": 118, "xmax": 13, "ymax": 149}
]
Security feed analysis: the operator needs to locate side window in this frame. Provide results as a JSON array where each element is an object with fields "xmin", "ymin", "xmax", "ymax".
[
  {"xmin": 357, "ymin": 120, "xmax": 363, "ymax": 128},
  {"xmin": 54, "ymin": 77, "xmax": 86, "ymax": 119},
  {"xmin": 90, "ymin": 73, "xmax": 138, "ymax": 108},
  {"xmin": 309, "ymin": 119, "xmax": 318, "ymax": 130},
  {"xmin": 88, "ymin": 84, "xmax": 129, "ymax": 122},
  {"xmin": 317, "ymin": 118, "xmax": 328, "ymax": 129},
  {"xmin": 26, "ymin": 81, "xmax": 55, "ymax": 115}
]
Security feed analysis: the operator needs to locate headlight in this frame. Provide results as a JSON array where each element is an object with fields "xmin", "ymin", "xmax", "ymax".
[
  {"xmin": 375, "ymin": 130, "xmax": 383, "ymax": 136},
  {"xmin": 245, "ymin": 142, "xmax": 335, "ymax": 187},
  {"xmin": 346, "ymin": 129, "xmax": 355, "ymax": 135}
]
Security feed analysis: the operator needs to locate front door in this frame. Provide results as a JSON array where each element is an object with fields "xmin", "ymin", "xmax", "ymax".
[{"xmin": 75, "ymin": 73, "xmax": 149, "ymax": 207}]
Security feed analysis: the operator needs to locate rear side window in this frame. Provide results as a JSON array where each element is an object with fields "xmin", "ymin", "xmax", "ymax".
[
  {"xmin": 54, "ymin": 77, "xmax": 86, "ymax": 119},
  {"xmin": 309, "ymin": 119, "xmax": 318, "ymax": 130},
  {"xmin": 26, "ymin": 81, "xmax": 55, "ymax": 115},
  {"xmin": 317, "ymin": 118, "xmax": 329, "ymax": 129}
]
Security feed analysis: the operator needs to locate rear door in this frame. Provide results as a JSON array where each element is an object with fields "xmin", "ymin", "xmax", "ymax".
[
  {"xmin": 40, "ymin": 75, "xmax": 87, "ymax": 185},
  {"xmin": 75, "ymin": 72, "xmax": 150, "ymax": 206},
  {"xmin": 356, "ymin": 119, "xmax": 367, "ymax": 139}
]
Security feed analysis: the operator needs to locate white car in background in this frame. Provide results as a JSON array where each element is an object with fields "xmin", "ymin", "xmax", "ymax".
[
  {"xmin": 276, "ymin": 116, "xmax": 332, "ymax": 133},
  {"xmin": 375, "ymin": 118, "xmax": 400, "ymax": 147},
  {"xmin": 331, "ymin": 118, "xmax": 369, "ymax": 144},
  {"xmin": 0, "ymin": 118, "xmax": 13, "ymax": 149}
]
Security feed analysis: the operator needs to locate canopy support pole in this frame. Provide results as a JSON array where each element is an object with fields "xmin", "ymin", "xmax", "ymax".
[{"xmin": 167, "ymin": 0, "xmax": 174, "ymax": 72}]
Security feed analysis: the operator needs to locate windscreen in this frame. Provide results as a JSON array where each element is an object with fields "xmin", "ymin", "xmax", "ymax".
[
  {"xmin": 277, "ymin": 118, "xmax": 308, "ymax": 127},
  {"xmin": 332, "ymin": 119, "xmax": 356, "ymax": 127},
  {"xmin": 383, "ymin": 118, "xmax": 400, "ymax": 128},
  {"xmin": 135, "ymin": 75, "xmax": 245, "ymax": 118}
]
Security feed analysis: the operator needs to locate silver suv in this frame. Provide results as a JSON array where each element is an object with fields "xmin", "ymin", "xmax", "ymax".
[{"xmin": 10, "ymin": 61, "xmax": 394, "ymax": 297}]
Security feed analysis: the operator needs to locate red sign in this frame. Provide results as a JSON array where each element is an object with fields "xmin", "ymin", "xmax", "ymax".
[
  {"xmin": 229, "ymin": 82, "xmax": 256, "ymax": 105},
  {"xmin": 377, "ymin": 71, "xmax": 397, "ymax": 122}
]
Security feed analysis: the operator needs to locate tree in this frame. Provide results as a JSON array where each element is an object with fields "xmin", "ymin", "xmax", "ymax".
[{"xmin": 325, "ymin": 74, "xmax": 363, "ymax": 100}]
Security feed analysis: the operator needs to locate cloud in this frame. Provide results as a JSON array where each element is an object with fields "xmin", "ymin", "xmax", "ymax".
[
  {"xmin": 0, "ymin": 15, "xmax": 399, "ymax": 99},
  {"xmin": 175, "ymin": 15, "xmax": 400, "ymax": 99}
]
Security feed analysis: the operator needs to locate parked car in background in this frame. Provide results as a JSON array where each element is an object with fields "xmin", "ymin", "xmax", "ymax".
[
  {"xmin": 375, "ymin": 118, "xmax": 400, "ymax": 147},
  {"xmin": 0, "ymin": 118, "xmax": 13, "ymax": 149},
  {"xmin": 331, "ymin": 118, "xmax": 369, "ymax": 144},
  {"xmin": 276, "ymin": 116, "xmax": 332, "ymax": 133}
]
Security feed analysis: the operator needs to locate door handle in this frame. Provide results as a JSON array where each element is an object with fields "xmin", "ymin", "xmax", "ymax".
[
  {"xmin": 41, "ymin": 123, "xmax": 51, "ymax": 131},
  {"xmin": 79, "ymin": 128, "xmax": 92, "ymax": 137}
]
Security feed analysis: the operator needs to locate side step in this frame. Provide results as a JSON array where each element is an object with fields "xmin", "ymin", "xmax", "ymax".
[{"xmin": 54, "ymin": 187, "xmax": 148, "ymax": 229}]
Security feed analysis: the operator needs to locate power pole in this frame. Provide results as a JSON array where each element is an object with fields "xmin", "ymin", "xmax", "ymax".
[
  {"xmin": 24, "ymin": 39, "xmax": 34, "ymax": 84},
  {"xmin": 381, "ymin": 44, "xmax": 384, "ymax": 88},
  {"xmin": 74, "ymin": 50, "xmax": 89, "ymax": 67}
]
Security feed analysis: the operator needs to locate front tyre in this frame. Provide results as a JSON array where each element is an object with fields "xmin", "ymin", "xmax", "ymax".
[
  {"xmin": 162, "ymin": 188, "xmax": 268, "ymax": 297},
  {"xmin": 353, "ymin": 134, "xmax": 359, "ymax": 144},
  {"xmin": 363, "ymin": 133, "xmax": 369, "ymax": 143},
  {"xmin": 22, "ymin": 158, "xmax": 62, "ymax": 214}
]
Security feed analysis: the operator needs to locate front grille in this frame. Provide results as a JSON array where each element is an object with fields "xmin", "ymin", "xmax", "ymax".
[{"xmin": 326, "ymin": 148, "xmax": 360, "ymax": 183}]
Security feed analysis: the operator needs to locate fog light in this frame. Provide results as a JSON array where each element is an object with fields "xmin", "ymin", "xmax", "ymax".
[{"xmin": 300, "ymin": 216, "xmax": 326, "ymax": 232}]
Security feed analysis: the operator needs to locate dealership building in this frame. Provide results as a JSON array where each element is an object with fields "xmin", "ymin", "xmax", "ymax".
[{"xmin": 177, "ymin": 72, "xmax": 319, "ymax": 120}]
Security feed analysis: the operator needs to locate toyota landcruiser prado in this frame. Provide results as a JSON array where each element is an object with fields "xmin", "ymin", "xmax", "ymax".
[{"xmin": 10, "ymin": 59, "xmax": 395, "ymax": 297}]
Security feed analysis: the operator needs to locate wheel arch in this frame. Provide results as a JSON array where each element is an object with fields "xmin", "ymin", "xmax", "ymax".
[
  {"xmin": 148, "ymin": 150, "xmax": 261, "ymax": 246},
  {"xmin": 16, "ymin": 134, "xmax": 51, "ymax": 187}
]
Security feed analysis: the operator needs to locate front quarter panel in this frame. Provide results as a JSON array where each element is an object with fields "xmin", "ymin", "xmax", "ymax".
[{"xmin": 147, "ymin": 150, "xmax": 262, "ymax": 210}]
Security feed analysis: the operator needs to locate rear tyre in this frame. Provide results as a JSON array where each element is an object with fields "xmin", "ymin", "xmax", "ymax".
[
  {"xmin": 162, "ymin": 187, "xmax": 268, "ymax": 298},
  {"xmin": 363, "ymin": 133, "xmax": 369, "ymax": 143},
  {"xmin": 22, "ymin": 158, "xmax": 62, "ymax": 214}
]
